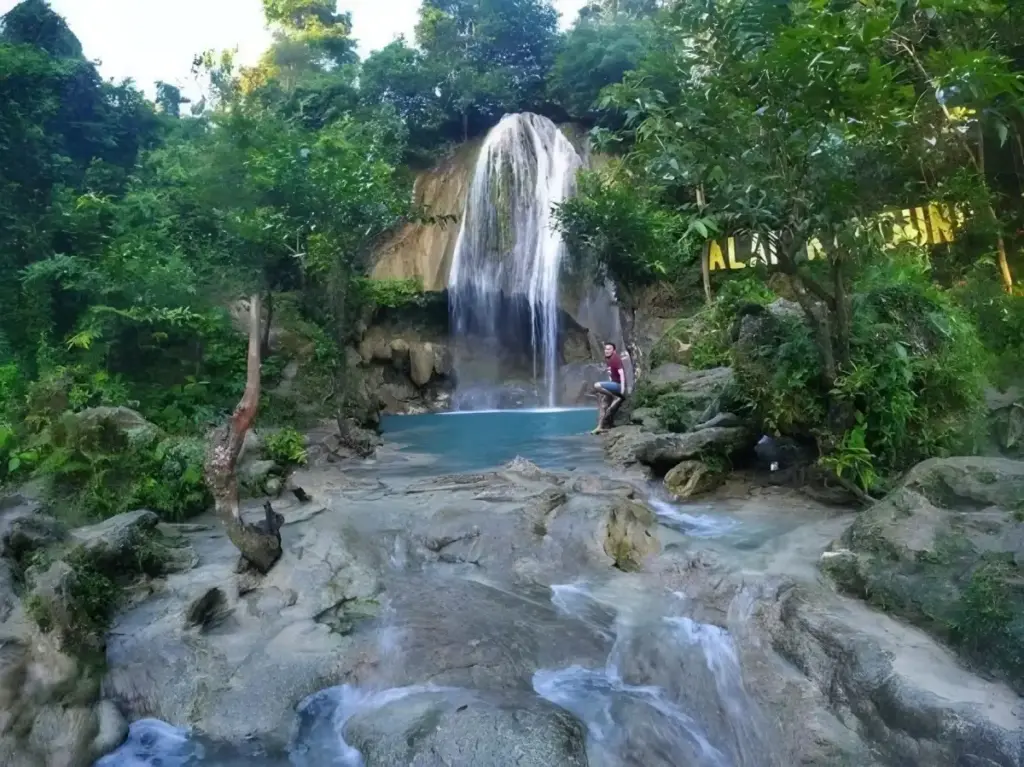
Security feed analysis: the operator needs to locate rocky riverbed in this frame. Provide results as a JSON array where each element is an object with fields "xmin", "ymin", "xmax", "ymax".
[{"xmin": 1, "ymin": 413, "xmax": 1022, "ymax": 766}]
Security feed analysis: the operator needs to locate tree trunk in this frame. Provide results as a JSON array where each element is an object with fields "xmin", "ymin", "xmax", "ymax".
[
  {"xmin": 260, "ymin": 291, "xmax": 274, "ymax": 358},
  {"xmin": 978, "ymin": 127, "xmax": 1015, "ymax": 292},
  {"xmin": 204, "ymin": 293, "xmax": 283, "ymax": 574},
  {"xmin": 831, "ymin": 257, "xmax": 851, "ymax": 370}
]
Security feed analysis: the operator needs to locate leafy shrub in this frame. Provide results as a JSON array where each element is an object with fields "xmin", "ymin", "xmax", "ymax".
[
  {"xmin": 264, "ymin": 427, "xmax": 308, "ymax": 467},
  {"xmin": 733, "ymin": 272, "xmax": 986, "ymax": 488},
  {"xmin": 30, "ymin": 414, "xmax": 209, "ymax": 522},
  {"xmin": 953, "ymin": 270, "xmax": 1024, "ymax": 387},
  {"xmin": 356, "ymin": 277, "xmax": 426, "ymax": 309},
  {"xmin": 651, "ymin": 276, "xmax": 777, "ymax": 369}
]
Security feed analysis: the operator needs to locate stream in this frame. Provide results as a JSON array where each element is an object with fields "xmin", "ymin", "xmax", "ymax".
[{"xmin": 97, "ymin": 409, "xmax": 788, "ymax": 766}]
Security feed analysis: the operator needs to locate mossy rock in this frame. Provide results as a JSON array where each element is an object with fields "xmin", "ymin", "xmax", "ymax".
[
  {"xmin": 664, "ymin": 460, "xmax": 726, "ymax": 499},
  {"xmin": 23, "ymin": 509, "xmax": 195, "ymax": 653},
  {"xmin": 603, "ymin": 499, "xmax": 660, "ymax": 571},
  {"xmin": 821, "ymin": 456, "xmax": 1024, "ymax": 693}
]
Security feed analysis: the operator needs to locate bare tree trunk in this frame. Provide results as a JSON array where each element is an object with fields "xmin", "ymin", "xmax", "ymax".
[
  {"xmin": 260, "ymin": 291, "xmax": 274, "ymax": 358},
  {"xmin": 204, "ymin": 294, "xmax": 283, "ymax": 574}
]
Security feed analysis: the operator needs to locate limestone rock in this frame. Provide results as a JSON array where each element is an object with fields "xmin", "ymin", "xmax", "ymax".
[
  {"xmin": 59, "ymin": 406, "xmax": 162, "ymax": 450},
  {"xmin": 607, "ymin": 424, "xmax": 755, "ymax": 473},
  {"xmin": 239, "ymin": 459, "xmax": 279, "ymax": 495},
  {"xmin": 341, "ymin": 690, "xmax": 588, "ymax": 767},
  {"xmin": 70, "ymin": 508, "xmax": 160, "ymax": 572},
  {"xmin": 603, "ymin": 498, "xmax": 660, "ymax": 571},
  {"xmin": 432, "ymin": 343, "xmax": 453, "ymax": 377},
  {"xmin": 646, "ymin": 362, "xmax": 692, "ymax": 389},
  {"xmin": 664, "ymin": 460, "xmax": 725, "ymax": 499},
  {"xmin": 409, "ymin": 342, "xmax": 435, "ymax": 387},
  {"xmin": 389, "ymin": 338, "xmax": 410, "ymax": 364},
  {"xmin": 0, "ymin": 495, "xmax": 66, "ymax": 564},
  {"xmin": 630, "ymin": 407, "xmax": 662, "ymax": 431},
  {"xmin": 821, "ymin": 456, "xmax": 1024, "ymax": 693}
]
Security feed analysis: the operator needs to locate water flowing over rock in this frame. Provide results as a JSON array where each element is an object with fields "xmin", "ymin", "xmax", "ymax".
[{"xmin": 448, "ymin": 113, "xmax": 584, "ymax": 409}]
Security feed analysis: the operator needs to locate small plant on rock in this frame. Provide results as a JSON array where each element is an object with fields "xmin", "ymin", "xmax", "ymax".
[{"xmin": 264, "ymin": 427, "xmax": 308, "ymax": 468}]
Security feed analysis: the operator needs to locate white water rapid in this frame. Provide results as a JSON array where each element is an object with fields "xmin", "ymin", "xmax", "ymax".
[{"xmin": 448, "ymin": 112, "xmax": 583, "ymax": 410}]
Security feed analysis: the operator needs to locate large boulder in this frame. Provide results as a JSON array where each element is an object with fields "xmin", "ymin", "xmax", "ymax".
[
  {"xmin": 340, "ymin": 690, "xmax": 588, "ymax": 767},
  {"xmin": 820, "ymin": 456, "xmax": 1024, "ymax": 693},
  {"xmin": 0, "ymin": 494, "xmax": 66, "ymax": 566},
  {"xmin": 606, "ymin": 423, "xmax": 755, "ymax": 474},
  {"xmin": 409, "ymin": 342, "xmax": 436, "ymax": 387},
  {"xmin": 56, "ymin": 407, "xmax": 162, "ymax": 452},
  {"xmin": 24, "ymin": 509, "xmax": 195, "ymax": 654},
  {"xmin": 664, "ymin": 460, "xmax": 725, "ymax": 499},
  {"xmin": 632, "ymin": 365, "xmax": 738, "ymax": 433},
  {"xmin": 602, "ymin": 498, "xmax": 660, "ymax": 571},
  {"xmin": 0, "ymin": 503, "xmax": 173, "ymax": 766}
]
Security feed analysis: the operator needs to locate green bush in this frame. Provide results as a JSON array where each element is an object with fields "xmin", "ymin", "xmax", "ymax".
[
  {"xmin": 733, "ymin": 271, "xmax": 986, "ymax": 488},
  {"xmin": 264, "ymin": 427, "xmax": 308, "ymax": 468},
  {"xmin": 30, "ymin": 415, "xmax": 209, "ymax": 523},
  {"xmin": 953, "ymin": 271, "xmax": 1024, "ymax": 388},
  {"xmin": 356, "ymin": 277, "xmax": 426, "ymax": 309},
  {"xmin": 651, "ymin": 276, "xmax": 777, "ymax": 370}
]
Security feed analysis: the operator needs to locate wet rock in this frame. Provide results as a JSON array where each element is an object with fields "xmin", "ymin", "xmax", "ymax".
[
  {"xmin": 24, "ymin": 509, "xmax": 193, "ymax": 653},
  {"xmin": 240, "ymin": 459, "xmax": 279, "ymax": 494},
  {"xmin": 664, "ymin": 460, "xmax": 725, "ymax": 499},
  {"xmin": 646, "ymin": 362, "xmax": 692, "ymax": 389},
  {"xmin": 607, "ymin": 424, "xmax": 755, "ymax": 474},
  {"xmin": 985, "ymin": 387, "xmax": 1023, "ymax": 458},
  {"xmin": 773, "ymin": 587, "xmax": 1024, "ymax": 767},
  {"xmin": 409, "ymin": 342, "xmax": 435, "ymax": 387},
  {"xmin": 559, "ymin": 361, "xmax": 606, "ymax": 404},
  {"xmin": 432, "ymin": 344, "xmax": 453, "ymax": 377},
  {"xmin": 603, "ymin": 499, "xmax": 660, "ymax": 571},
  {"xmin": 70, "ymin": 509, "xmax": 161, "ymax": 572},
  {"xmin": 630, "ymin": 406, "xmax": 662, "ymax": 431},
  {"xmin": 185, "ymin": 587, "xmax": 231, "ymax": 631},
  {"xmin": 821, "ymin": 456, "xmax": 1024, "ymax": 694},
  {"xmin": 0, "ymin": 593, "xmax": 126, "ymax": 767},
  {"xmin": 389, "ymin": 338, "xmax": 410, "ymax": 365},
  {"xmin": 343, "ymin": 690, "xmax": 588, "ymax": 767},
  {"xmin": 0, "ymin": 494, "xmax": 66, "ymax": 564},
  {"xmin": 103, "ymin": 520, "xmax": 382, "ymax": 747}
]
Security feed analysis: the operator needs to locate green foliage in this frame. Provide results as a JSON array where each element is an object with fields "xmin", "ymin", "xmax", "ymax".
[
  {"xmin": 954, "ymin": 271, "xmax": 1024, "ymax": 386},
  {"xmin": 264, "ymin": 427, "xmax": 308, "ymax": 467},
  {"xmin": 547, "ymin": 15, "xmax": 655, "ymax": 120},
  {"xmin": 357, "ymin": 278, "xmax": 426, "ymax": 310},
  {"xmin": 731, "ymin": 258, "xmax": 986, "ymax": 487},
  {"xmin": 557, "ymin": 169, "xmax": 695, "ymax": 297}
]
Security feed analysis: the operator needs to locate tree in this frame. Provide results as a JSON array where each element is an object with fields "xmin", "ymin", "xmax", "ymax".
[
  {"xmin": 204, "ymin": 294, "xmax": 283, "ymax": 572},
  {"xmin": 547, "ymin": 13, "xmax": 655, "ymax": 121}
]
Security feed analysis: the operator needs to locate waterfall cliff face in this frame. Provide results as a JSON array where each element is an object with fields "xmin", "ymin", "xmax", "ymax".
[{"xmin": 447, "ymin": 113, "xmax": 584, "ymax": 410}]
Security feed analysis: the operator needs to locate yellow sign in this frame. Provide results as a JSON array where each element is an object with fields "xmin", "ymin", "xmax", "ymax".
[{"xmin": 707, "ymin": 203, "xmax": 964, "ymax": 272}]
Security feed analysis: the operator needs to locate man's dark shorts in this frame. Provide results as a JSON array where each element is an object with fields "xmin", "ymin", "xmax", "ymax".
[{"xmin": 597, "ymin": 382, "xmax": 622, "ymax": 396}]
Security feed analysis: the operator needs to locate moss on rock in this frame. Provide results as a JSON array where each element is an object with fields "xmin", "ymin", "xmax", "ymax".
[{"xmin": 821, "ymin": 456, "xmax": 1024, "ymax": 692}]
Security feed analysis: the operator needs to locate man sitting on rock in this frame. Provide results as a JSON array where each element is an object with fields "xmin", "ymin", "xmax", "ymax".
[{"xmin": 592, "ymin": 341, "xmax": 627, "ymax": 434}]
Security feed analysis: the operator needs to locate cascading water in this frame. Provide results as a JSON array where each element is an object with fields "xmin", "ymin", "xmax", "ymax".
[{"xmin": 448, "ymin": 113, "xmax": 583, "ymax": 410}]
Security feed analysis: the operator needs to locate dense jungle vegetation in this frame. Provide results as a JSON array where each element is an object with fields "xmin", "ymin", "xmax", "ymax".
[{"xmin": 0, "ymin": 0, "xmax": 1021, "ymax": 517}]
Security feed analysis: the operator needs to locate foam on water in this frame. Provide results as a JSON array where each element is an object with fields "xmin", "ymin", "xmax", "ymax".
[
  {"xmin": 537, "ymin": 581, "xmax": 781, "ymax": 766},
  {"xmin": 95, "ymin": 720, "xmax": 202, "ymax": 766},
  {"xmin": 648, "ymin": 496, "xmax": 740, "ymax": 538}
]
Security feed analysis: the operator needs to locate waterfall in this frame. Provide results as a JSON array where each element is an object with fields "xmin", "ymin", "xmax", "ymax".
[{"xmin": 448, "ymin": 113, "xmax": 583, "ymax": 410}]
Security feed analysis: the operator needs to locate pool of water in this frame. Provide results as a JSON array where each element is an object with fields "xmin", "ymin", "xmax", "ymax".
[{"xmin": 379, "ymin": 407, "xmax": 603, "ymax": 475}]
